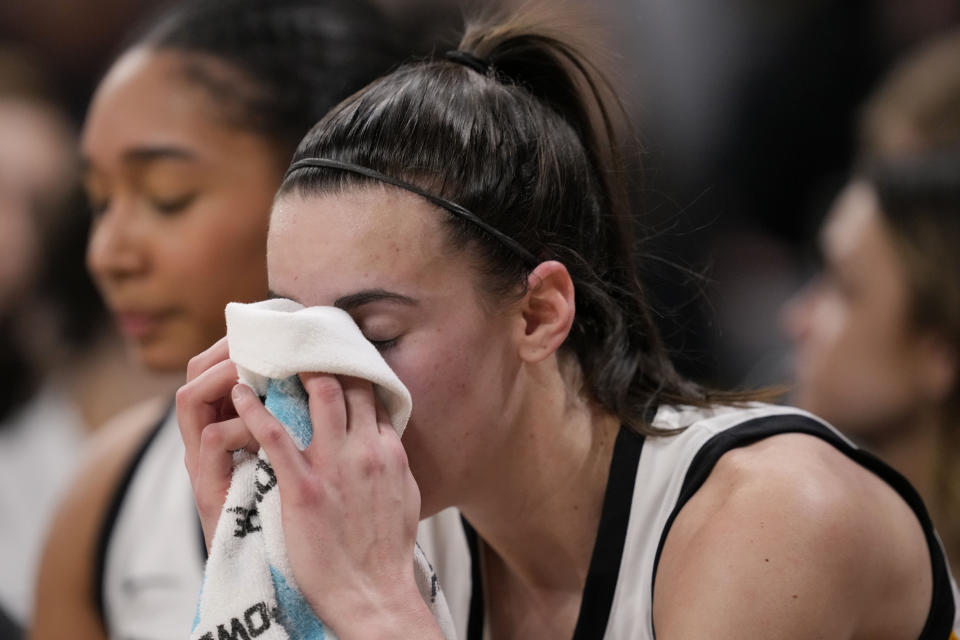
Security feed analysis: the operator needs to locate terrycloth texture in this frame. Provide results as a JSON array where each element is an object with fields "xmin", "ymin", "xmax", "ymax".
[{"xmin": 190, "ymin": 298, "xmax": 456, "ymax": 640}]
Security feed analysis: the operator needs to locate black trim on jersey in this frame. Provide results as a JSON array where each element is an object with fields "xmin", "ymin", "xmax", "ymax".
[
  {"xmin": 572, "ymin": 426, "xmax": 645, "ymax": 639},
  {"xmin": 649, "ymin": 414, "xmax": 954, "ymax": 639},
  {"xmin": 462, "ymin": 425, "xmax": 646, "ymax": 640},
  {"xmin": 93, "ymin": 403, "xmax": 170, "ymax": 627},
  {"xmin": 93, "ymin": 401, "xmax": 209, "ymax": 628},
  {"xmin": 461, "ymin": 516, "xmax": 484, "ymax": 640},
  {"xmin": 0, "ymin": 600, "xmax": 21, "ymax": 640}
]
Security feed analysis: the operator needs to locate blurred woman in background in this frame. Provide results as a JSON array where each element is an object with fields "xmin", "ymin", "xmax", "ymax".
[
  {"xmin": 30, "ymin": 1, "xmax": 429, "ymax": 638},
  {"xmin": 784, "ymin": 149, "xmax": 960, "ymax": 570},
  {"xmin": 783, "ymin": 28, "xmax": 960, "ymax": 572},
  {"xmin": 0, "ymin": 48, "xmax": 172, "ymax": 636}
]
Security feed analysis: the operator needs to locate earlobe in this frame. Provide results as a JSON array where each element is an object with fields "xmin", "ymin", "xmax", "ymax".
[
  {"xmin": 916, "ymin": 333, "xmax": 957, "ymax": 403},
  {"xmin": 517, "ymin": 261, "xmax": 575, "ymax": 363}
]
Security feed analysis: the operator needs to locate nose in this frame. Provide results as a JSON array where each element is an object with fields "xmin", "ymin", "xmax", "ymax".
[
  {"xmin": 780, "ymin": 278, "xmax": 819, "ymax": 344},
  {"xmin": 86, "ymin": 197, "xmax": 149, "ymax": 282}
]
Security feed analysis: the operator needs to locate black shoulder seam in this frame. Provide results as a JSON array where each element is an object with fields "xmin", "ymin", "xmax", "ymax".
[
  {"xmin": 649, "ymin": 413, "xmax": 954, "ymax": 639},
  {"xmin": 93, "ymin": 401, "xmax": 173, "ymax": 629},
  {"xmin": 461, "ymin": 515, "xmax": 483, "ymax": 640}
]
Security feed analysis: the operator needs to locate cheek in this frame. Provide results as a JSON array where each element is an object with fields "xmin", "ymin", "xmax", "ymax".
[
  {"xmin": 150, "ymin": 200, "xmax": 269, "ymax": 361},
  {"xmin": 390, "ymin": 336, "xmax": 476, "ymax": 428},
  {"xmin": 387, "ymin": 322, "xmax": 510, "ymax": 458},
  {"xmin": 796, "ymin": 302, "xmax": 921, "ymax": 430},
  {"xmin": 169, "ymin": 198, "xmax": 270, "ymax": 303}
]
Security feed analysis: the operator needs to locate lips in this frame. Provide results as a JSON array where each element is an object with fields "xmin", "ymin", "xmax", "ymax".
[{"xmin": 114, "ymin": 310, "xmax": 174, "ymax": 339}]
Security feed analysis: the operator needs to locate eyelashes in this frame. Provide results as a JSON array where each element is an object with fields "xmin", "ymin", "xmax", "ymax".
[
  {"xmin": 152, "ymin": 192, "xmax": 198, "ymax": 215},
  {"xmin": 369, "ymin": 337, "xmax": 399, "ymax": 352}
]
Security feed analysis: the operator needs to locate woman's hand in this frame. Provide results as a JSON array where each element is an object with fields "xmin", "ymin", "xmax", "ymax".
[
  {"xmin": 177, "ymin": 338, "xmax": 439, "ymax": 637},
  {"xmin": 231, "ymin": 373, "xmax": 438, "ymax": 637},
  {"xmin": 176, "ymin": 337, "xmax": 259, "ymax": 548}
]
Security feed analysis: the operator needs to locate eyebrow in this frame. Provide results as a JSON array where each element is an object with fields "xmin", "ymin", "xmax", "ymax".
[
  {"xmin": 80, "ymin": 145, "xmax": 197, "ymax": 172},
  {"xmin": 335, "ymin": 289, "xmax": 418, "ymax": 311},
  {"xmin": 123, "ymin": 146, "xmax": 197, "ymax": 163},
  {"xmin": 267, "ymin": 289, "xmax": 419, "ymax": 311}
]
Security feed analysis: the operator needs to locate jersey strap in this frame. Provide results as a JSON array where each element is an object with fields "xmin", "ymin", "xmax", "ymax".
[
  {"xmin": 649, "ymin": 413, "xmax": 955, "ymax": 639},
  {"xmin": 462, "ymin": 425, "xmax": 646, "ymax": 640}
]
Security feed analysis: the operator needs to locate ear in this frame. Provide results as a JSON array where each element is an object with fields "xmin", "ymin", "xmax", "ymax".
[
  {"xmin": 914, "ymin": 332, "xmax": 957, "ymax": 404},
  {"xmin": 515, "ymin": 261, "xmax": 575, "ymax": 363}
]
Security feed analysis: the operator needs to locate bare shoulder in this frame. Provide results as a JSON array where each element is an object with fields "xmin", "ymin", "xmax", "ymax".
[
  {"xmin": 30, "ymin": 396, "xmax": 170, "ymax": 640},
  {"xmin": 652, "ymin": 432, "xmax": 932, "ymax": 640}
]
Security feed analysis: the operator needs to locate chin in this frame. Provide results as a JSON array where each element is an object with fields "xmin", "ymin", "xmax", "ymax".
[{"xmin": 131, "ymin": 340, "xmax": 192, "ymax": 373}]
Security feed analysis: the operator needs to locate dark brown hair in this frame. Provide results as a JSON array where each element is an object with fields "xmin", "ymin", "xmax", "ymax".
[
  {"xmin": 860, "ymin": 27, "xmax": 960, "ymax": 158},
  {"xmin": 280, "ymin": 8, "xmax": 761, "ymax": 435},
  {"xmin": 136, "ymin": 0, "xmax": 410, "ymax": 165}
]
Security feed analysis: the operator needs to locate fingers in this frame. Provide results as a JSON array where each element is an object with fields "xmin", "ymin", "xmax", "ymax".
[
  {"xmin": 186, "ymin": 336, "xmax": 229, "ymax": 382},
  {"xmin": 232, "ymin": 383, "xmax": 307, "ymax": 481},
  {"xmin": 341, "ymin": 376, "xmax": 378, "ymax": 437},
  {"xmin": 374, "ymin": 398, "xmax": 392, "ymax": 435},
  {"xmin": 300, "ymin": 372, "xmax": 348, "ymax": 452},
  {"xmin": 193, "ymin": 417, "xmax": 259, "ymax": 538},
  {"xmin": 177, "ymin": 358, "xmax": 240, "ymax": 474}
]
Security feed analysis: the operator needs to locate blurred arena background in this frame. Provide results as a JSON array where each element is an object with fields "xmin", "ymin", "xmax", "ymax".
[{"xmin": 1, "ymin": 0, "xmax": 958, "ymax": 390}]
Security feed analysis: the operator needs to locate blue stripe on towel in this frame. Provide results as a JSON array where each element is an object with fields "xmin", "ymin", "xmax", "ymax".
[
  {"xmin": 192, "ymin": 574, "xmax": 205, "ymax": 631},
  {"xmin": 270, "ymin": 565, "xmax": 327, "ymax": 639},
  {"xmin": 264, "ymin": 377, "xmax": 313, "ymax": 449}
]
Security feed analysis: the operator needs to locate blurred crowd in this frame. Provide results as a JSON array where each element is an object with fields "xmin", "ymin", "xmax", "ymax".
[{"xmin": 0, "ymin": 0, "xmax": 958, "ymax": 638}]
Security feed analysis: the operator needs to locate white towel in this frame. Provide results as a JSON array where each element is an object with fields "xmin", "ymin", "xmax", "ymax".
[{"xmin": 190, "ymin": 298, "xmax": 456, "ymax": 640}]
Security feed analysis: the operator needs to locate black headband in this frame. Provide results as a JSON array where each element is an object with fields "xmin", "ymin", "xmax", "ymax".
[
  {"xmin": 444, "ymin": 50, "xmax": 491, "ymax": 76},
  {"xmin": 283, "ymin": 157, "xmax": 539, "ymax": 267}
]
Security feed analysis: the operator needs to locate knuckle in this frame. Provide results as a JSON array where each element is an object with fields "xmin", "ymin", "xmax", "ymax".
[
  {"xmin": 359, "ymin": 444, "xmax": 387, "ymax": 475},
  {"xmin": 383, "ymin": 432, "xmax": 409, "ymax": 468},
  {"xmin": 199, "ymin": 424, "xmax": 225, "ymax": 448},
  {"xmin": 175, "ymin": 383, "xmax": 194, "ymax": 409},
  {"xmin": 185, "ymin": 353, "xmax": 206, "ymax": 381},
  {"xmin": 305, "ymin": 375, "xmax": 343, "ymax": 404},
  {"xmin": 196, "ymin": 493, "xmax": 221, "ymax": 519},
  {"xmin": 291, "ymin": 473, "xmax": 323, "ymax": 506},
  {"xmin": 258, "ymin": 420, "xmax": 287, "ymax": 447}
]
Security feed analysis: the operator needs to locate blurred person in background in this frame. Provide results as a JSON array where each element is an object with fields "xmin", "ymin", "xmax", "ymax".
[
  {"xmin": 0, "ymin": 48, "xmax": 173, "ymax": 638},
  {"xmin": 860, "ymin": 28, "xmax": 960, "ymax": 159},
  {"xmin": 29, "ymin": 1, "xmax": 440, "ymax": 638},
  {"xmin": 783, "ymin": 29, "xmax": 960, "ymax": 573}
]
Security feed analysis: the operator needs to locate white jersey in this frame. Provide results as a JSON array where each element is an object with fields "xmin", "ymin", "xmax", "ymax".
[
  {"xmin": 99, "ymin": 406, "xmax": 205, "ymax": 640},
  {"xmin": 0, "ymin": 383, "xmax": 84, "ymax": 625},
  {"xmin": 417, "ymin": 403, "xmax": 960, "ymax": 639}
]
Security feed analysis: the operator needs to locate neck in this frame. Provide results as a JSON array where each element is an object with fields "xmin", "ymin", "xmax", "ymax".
[
  {"xmin": 859, "ymin": 409, "xmax": 941, "ymax": 509},
  {"xmin": 53, "ymin": 330, "xmax": 181, "ymax": 431},
  {"xmin": 458, "ymin": 358, "xmax": 622, "ymax": 595}
]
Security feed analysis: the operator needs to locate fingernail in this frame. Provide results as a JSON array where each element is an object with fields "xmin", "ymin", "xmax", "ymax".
[{"xmin": 232, "ymin": 384, "xmax": 245, "ymax": 403}]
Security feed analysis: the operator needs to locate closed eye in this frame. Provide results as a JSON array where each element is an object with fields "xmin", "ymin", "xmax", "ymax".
[
  {"xmin": 151, "ymin": 193, "xmax": 198, "ymax": 215},
  {"xmin": 369, "ymin": 337, "xmax": 399, "ymax": 352}
]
